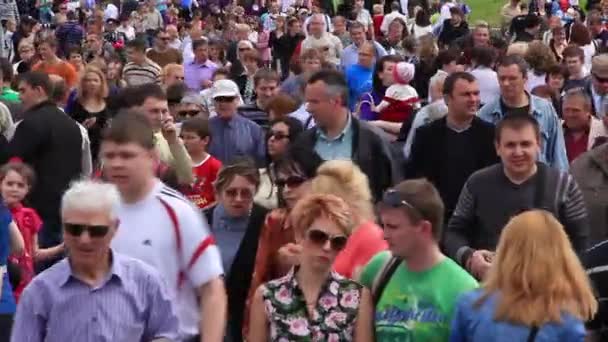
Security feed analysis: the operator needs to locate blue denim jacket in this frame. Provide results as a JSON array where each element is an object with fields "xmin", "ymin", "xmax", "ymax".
[
  {"xmin": 450, "ymin": 289, "xmax": 586, "ymax": 342},
  {"xmin": 478, "ymin": 94, "xmax": 569, "ymax": 171}
]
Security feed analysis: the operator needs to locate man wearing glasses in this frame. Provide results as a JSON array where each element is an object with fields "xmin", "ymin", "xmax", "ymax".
[
  {"xmin": 584, "ymin": 54, "xmax": 608, "ymax": 122},
  {"xmin": 146, "ymin": 29, "xmax": 183, "ymax": 68},
  {"xmin": 208, "ymin": 79, "xmax": 266, "ymax": 166},
  {"xmin": 11, "ymin": 180, "xmax": 179, "ymax": 342},
  {"xmin": 359, "ymin": 179, "xmax": 478, "ymax": 342}
]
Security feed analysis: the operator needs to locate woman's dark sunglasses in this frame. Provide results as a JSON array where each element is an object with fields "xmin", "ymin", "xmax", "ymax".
[
  {"xmin": 275, "ymin": 175, "xmax": 306, "ymax": 188},
  {"xmin": 64, "ymin": 223, "xmax": 110, "ymax": 238},
  {"xmin": 267, "ymin": 130, "xmax": 290, "ymax": 140},
  {"xmin": 306, "ymin": 229, "xmax": 348, "ymax": 252}
]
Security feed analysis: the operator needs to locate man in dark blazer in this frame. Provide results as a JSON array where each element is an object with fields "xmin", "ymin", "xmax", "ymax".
[
  {"xmin": 294, "ymin": 69, "xmax": 397, "ymax": 201},
  {"xmin": 407, "ymin": 72, "xmax": 498, "ymax": 222},
  {"xmin": 0, "ymin": 71, "xmax": 83, "ymax": 270}
]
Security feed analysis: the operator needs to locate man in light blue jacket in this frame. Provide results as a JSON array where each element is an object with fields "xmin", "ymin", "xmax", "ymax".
[{"xmin": 478, "ymin": 55, "xmax": 569, "ymax": 171}]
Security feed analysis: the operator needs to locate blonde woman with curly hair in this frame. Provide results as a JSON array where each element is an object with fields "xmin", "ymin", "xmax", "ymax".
[
  {"xmin": 310, "ymin": 160, "xmax": 387, "ymax": 279},
  {"xmin": 450, "ymin": 210, "xmax": 597, "ymax": 341},
  {"xmin": 249, "ymin": 194, "xmax": 374, "ymax": 342}
]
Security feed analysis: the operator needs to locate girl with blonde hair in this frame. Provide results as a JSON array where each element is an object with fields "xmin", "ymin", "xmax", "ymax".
[
  {"xmin": 310, "ymin": 160, "xmax": 387, "ymax": 279},
  {"xmin": 450, "ymin": 210, "xmax": 597, "ymax": 341}
]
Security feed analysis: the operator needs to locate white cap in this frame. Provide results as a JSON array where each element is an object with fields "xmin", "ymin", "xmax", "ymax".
[{"xmin": 212, "ymin": 79, "xmax": 240, "ymax": 99}]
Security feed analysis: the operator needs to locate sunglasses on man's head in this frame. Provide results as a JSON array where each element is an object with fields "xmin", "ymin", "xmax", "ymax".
[
  {"xmin": 275, "ymin": 175, "xmax": 306, "ymax": 188},
  {"xmin": 64, "ymin": 223, "xmax": 110, "ymax": 238},
  {"xmin": 306, "ymin": 228, "xmax": 348, "ymax": 252},
  {"xmin": 380, "ymin": 188, "xmax": 422, "ymax": 218}
]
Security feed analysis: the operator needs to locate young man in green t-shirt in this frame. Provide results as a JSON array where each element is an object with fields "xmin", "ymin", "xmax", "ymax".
[{"xmin": 360, "ymin": 179, "xmax": 478, "ymax": 342}]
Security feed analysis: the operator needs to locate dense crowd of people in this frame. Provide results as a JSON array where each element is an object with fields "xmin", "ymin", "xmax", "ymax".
[{"xmin": 1, "ymin": 0, "xmax": 608, "ymax": 341}]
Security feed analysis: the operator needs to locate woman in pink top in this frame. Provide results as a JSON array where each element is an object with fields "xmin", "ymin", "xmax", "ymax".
[{"xmin": 310, "ymin": 160, "xmax": 387, "ymax": 279}]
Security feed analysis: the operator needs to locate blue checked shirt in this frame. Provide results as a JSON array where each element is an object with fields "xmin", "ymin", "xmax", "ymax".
[{"xmin": 208, "ymin": 114, "xmax": 266, "ymax": 166}]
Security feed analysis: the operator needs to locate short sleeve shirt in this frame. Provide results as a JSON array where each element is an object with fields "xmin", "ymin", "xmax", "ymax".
[{"xmin": 262, "ymin": 267, "xmax": 363, "ymax": 341}]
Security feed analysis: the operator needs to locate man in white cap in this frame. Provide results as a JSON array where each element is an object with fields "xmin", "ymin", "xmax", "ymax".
[
  {"xmin": 585, "ymin": 54, "xmax": 608, "ymax": 120},
  {"xmin": 207, "ymin": 79, "xmax": 266, "ymax": 165}
]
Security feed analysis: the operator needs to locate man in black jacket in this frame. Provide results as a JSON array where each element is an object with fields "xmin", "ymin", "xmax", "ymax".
[
  {"xmin": 2, "ymin": 71, "xmax": 82, "ymax": 270},
  {"xmin": 294, "ymin": 69, "xmax": 397, "ymax": 200},
  {"xmin": 407, "ymin": 72, "xmax": 497, "ymax": 222}
]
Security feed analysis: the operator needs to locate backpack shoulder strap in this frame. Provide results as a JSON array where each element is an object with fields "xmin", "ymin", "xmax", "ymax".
[
  {"xmin": 371, "ymin": 253, "xmax": 402, "ymax": 304},
  {"xmin": 527, "ymin": 326, "xmax": 539, "ymax": 342}
]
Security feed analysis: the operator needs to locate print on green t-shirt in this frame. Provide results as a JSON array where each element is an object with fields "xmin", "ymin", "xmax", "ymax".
[{"xmin": 360, "ymin": 251, "xmax": 478, "ymax": 342}]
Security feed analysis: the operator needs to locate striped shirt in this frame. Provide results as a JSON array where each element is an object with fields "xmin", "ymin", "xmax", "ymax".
[
  {"xmin": 208, "ymin": 114, "xmax": 266, "ymax": 166},
  {"xmin": 123, "ymin": 58, "xmax": 162, "ymax": 86},
  {"xmin": 445, "ymin": 162, "xmax": 589, "ymax": 266},
  {"xmin": 10, "ymin": 251, "xmax": 179, "ymax": 342},
  {"xmin": 112, "ymin": 180, "xmax": 223, "ymax": 339}
]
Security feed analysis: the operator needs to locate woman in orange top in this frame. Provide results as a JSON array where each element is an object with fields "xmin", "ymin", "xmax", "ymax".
[
  {"xmin": 311, "ymin": 160, "xmax": 387, "ymax": 279},
  {"xmin": 31, "ymin": 37, "xmax": 78, "ymax": 89}
]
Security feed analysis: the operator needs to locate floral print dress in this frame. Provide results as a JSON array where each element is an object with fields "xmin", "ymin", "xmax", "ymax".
[{"xmin": 261, "ymin": 267, "xmax": 363, "ymax": 341}]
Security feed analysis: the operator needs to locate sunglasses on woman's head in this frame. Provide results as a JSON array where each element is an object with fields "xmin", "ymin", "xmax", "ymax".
[
  {"xmin": 275, "ymin": 175, "xmax": 306, "ymax": 188},
  {"xmin": 64, "ymin": 223, "xmax": 110, "ymax": 238},
  {"xmin": 306, "ymin": 229, "xmax": 348, "ymax": 252}
]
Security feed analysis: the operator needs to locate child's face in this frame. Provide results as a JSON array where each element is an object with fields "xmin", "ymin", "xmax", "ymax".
[
  {"xmin": 180, "ymin": 130, "xmax": 207, "ymax": 155},
  {"xmin": 69, "ymin": 53, "xmax": 83, "ymax": 65},
  {"xmin": 1, "ymin": 170, "xmax": 29, "ymax": 207}
]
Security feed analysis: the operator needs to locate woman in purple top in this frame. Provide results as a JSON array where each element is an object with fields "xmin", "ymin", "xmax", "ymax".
[
  {"xmin": 357, "ymin": 55, "xmax": 403, "ymax": 139},
  {"xmin": 358, "ymin": 55, "xmax": 401, "ymax": 120}
]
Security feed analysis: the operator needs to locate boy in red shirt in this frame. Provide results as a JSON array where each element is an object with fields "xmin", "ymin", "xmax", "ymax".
[{"xmin": 179, "ymin": 117, "xmax": 222, "ymax": 209}]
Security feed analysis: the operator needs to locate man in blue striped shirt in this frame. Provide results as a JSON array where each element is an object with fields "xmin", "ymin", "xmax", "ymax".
[
  {"xmin": 208, "ymin": 79, "xmax": 266, "ymax": 166},
  {"xmin": 10, "ymin": 180, "xmax": 179, "ymax": 342}
]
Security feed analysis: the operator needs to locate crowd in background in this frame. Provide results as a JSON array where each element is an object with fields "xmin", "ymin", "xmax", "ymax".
[{"xmin": 1, "ymin": 0, "xmax": 608, "ymax": 341}]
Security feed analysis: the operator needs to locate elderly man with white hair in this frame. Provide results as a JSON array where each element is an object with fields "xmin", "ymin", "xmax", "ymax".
[
  {"xmin": 10, "ymin": 180, "xmax": 179, "ymax": 342},
  {"xmin": 301, "ymin": 13, "xmax": 343, "ymax": 67}
]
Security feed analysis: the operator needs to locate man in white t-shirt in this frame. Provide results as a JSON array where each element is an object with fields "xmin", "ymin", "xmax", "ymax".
[{"xmin": 101, "ymin": 112, "xmax": 226, "ymax": 342}]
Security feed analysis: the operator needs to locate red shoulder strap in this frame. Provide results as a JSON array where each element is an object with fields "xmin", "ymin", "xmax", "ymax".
[
  {"xmin": 157, "ymin": 196, "xmax": 186, "ymax": 289},
  {"xmin": 157, "ymin": 196, "xmax": 217, "ymax": 289}
]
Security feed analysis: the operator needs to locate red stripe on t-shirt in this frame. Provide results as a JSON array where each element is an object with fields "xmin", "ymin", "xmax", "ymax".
[{"xmin": 187, "ymin": 236, "xmax": 216, "ymax": 270}]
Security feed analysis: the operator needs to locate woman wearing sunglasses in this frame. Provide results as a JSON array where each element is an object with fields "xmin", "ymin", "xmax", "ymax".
[
  {"xmin": 244, "ymin": 146, "xmax": 323, "ymax": 336},
  {"xmin": 202, "ymin": 159, "xmax": 269, "ymax": 342},
  {"xmin": 249, "ymin": 194, "xmax": 374, "ymax": 342},
  {"xmin": 310, "ymin": 160, "xmax": 387, "ymax": 279},
  {"xmin": 254, "ymin": 117, "xmax": 304, "ymax": 209}
]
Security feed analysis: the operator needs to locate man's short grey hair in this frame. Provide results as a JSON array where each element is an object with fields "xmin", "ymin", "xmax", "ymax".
[
  {"xmin": 61, "ymin": 180, "xmax": 121, "ymax": 220},
  {"xmin": 563, "ymin": 88, "xmax": 592, "ymax": 111}
]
